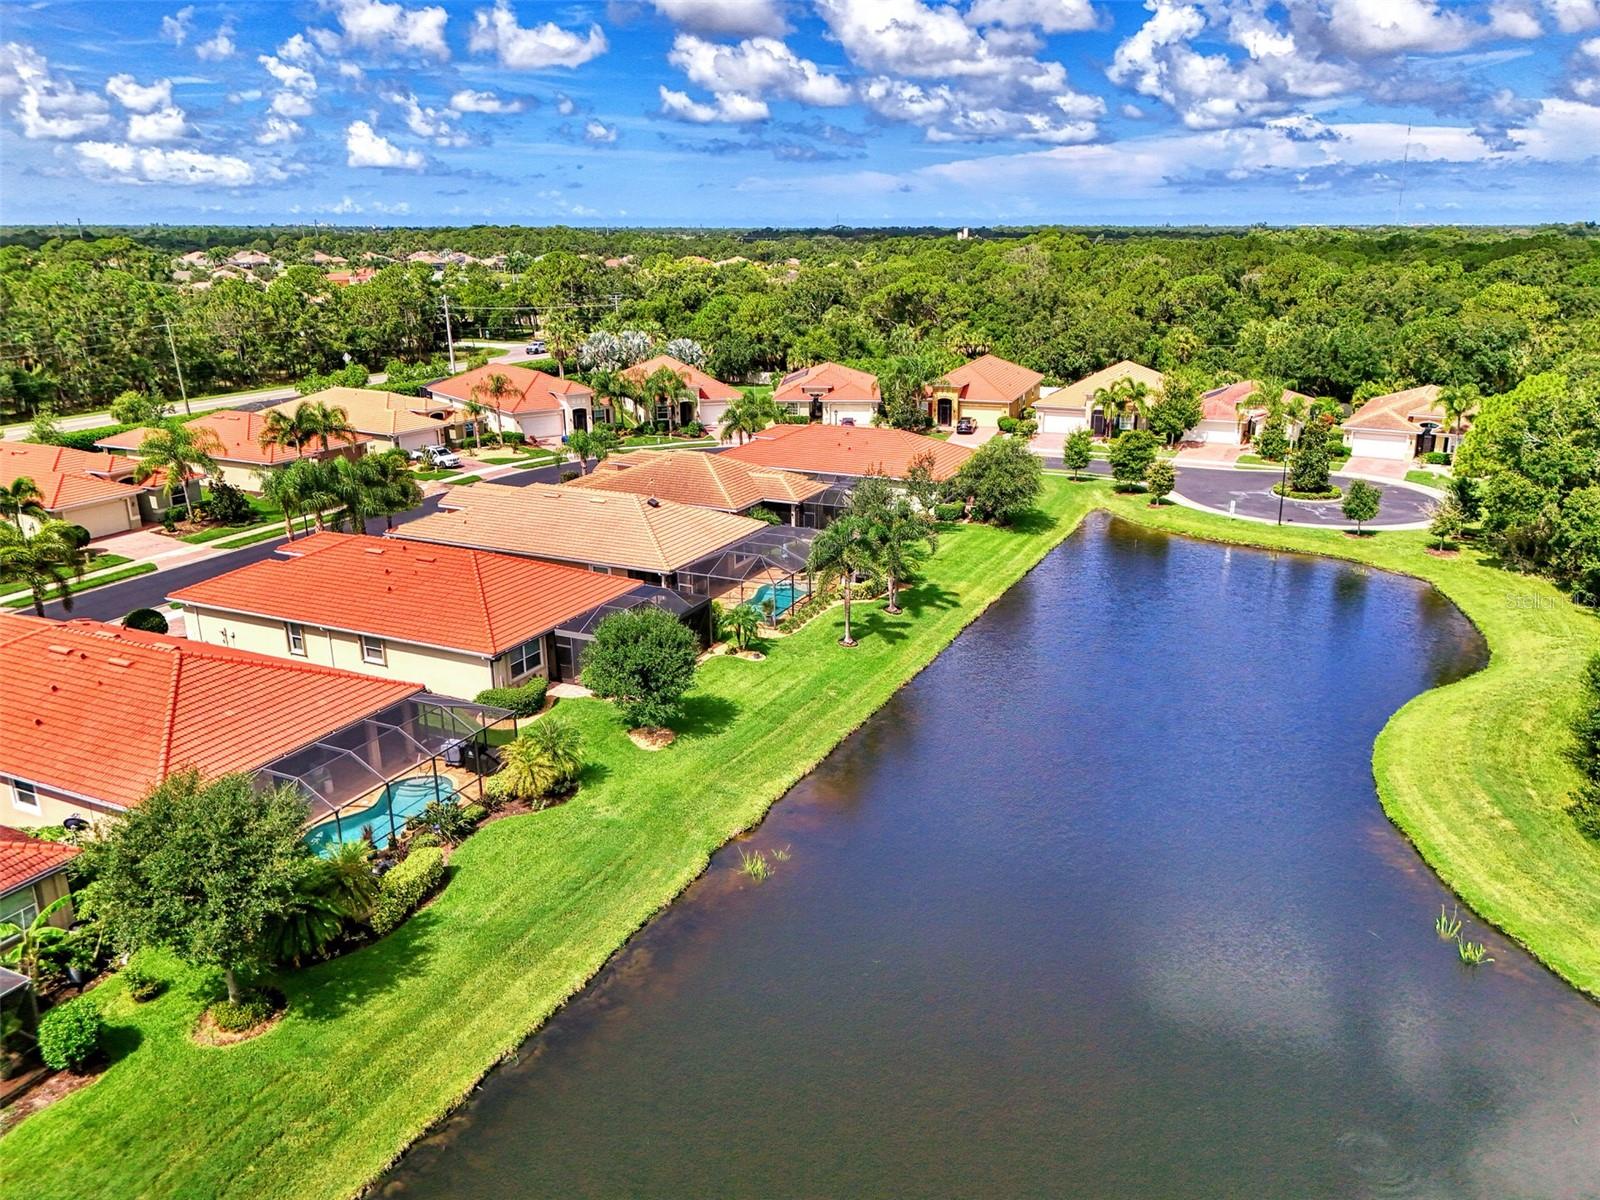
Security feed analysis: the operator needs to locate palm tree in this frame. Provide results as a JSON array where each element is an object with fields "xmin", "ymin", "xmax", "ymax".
[
  {"xmin": 259, "ymin": 402, "xmax": 355, "ymax": 455},
  {"xmin": 588, "ymin": 368, "xmax": 638, "ymax": 427},
  {"xmin": 1092, "ymin": 377, "xmax": 1148, "ymax": 438},
  {"xmin": 131, "ymin": 420, "xmax": 221, "ymax": 522},
  {"xmin": 259, "ymin": 466, "xmax": 304, "ymax": 540},
  {"xmin": 0, "ymin": 476, "xmax": 46, "ymax": 525},
  {"xmin": 275, "ymin": 458, "xmax": 343, "ymax": 532},
  {"xmin": 641, "ymin": 366, "xmax": 692, "ymax": 430},
  {"xmin": 0, "ymin": 520, "xmax": 89, "ymax": 616},
  {"xmin": 875, "ymin": 498, "xmax": 937, "ymax": 615},
  {"xmin": 724, "ymin": 602, "xmax": 762, "ymax": 647},
  {"xmin": 488, "ymin": 718, "xmax": 584, "ymax": 804},
  {"xmin": 472, "ymin": 374, "xmax": 516, "ymax": 448},
  {"xmin": 719, "ymin": 392, "xmax": 778, "ymax": 444},
  {"xmin": 806, "ymin": 515, "xmax": 882, "ymax": 648},
  {"xmin": 1439, "ymin": 385, "xmax": 1477, "ymax": 453},
  {"xmin": 544, "ymin": 312, "xmax": 580, "ymax": 379},
  {"xmin": 353, "ymin": 449, "xmax": 423, "ymax": 530},
  {"xmin": 461, "ymin": 397, "xmax": 488, "ymax": 451}
]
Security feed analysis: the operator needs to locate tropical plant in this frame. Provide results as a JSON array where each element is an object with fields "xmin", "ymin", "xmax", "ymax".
[
  {"xmin": 0, "ymin": 520, "xmax": 89, "ymax": 616},
  {"xmin": 461, "ymin": 396, "xmax": 488, "ymax": 451},
  {"xmin": 640, "ymin": 365, "xmax": 693, "ymax": 429},
  {"xmin": 722, "ymin": 602, "xmax": 762, "ymax": 648},
  {"xmin": 353, "ymin": 449, "xmax": 423, "ymax": 530},
  {"xmin": 258, "ymin": 401, "xmax": 355, "ymax": 454},
  {"xmin": 873, "ymin": 496, "xmax": 937, "ymax": 614},
  {"xmin": 1061, "ymin": 429, "xmax": 1094, "ymax": 479},
  {"xmin": 951, "ymin": 434, "xmax": 1044, "ymax": 524},
  {"xmin": 265, "ymin": 841, "xmax": 378, "ymax": 966},
  {"xmin": 403, "ymin": 798, "xmax": 477, "ymax": 846},
  {"xmin": 37, "ymin": 996, "xmax": 102, "ymax": 1071},
  {"xmin": 663, "ymin": 336, "xmax": 706, "ymax": 366},
  {"xmin": 472, "ymin": 373, "xmax": 517, "ymax": 447},
  {"xmin": 258, "ymin": 464, "xmax": 306, "ymax": 540},
  {"xmin": 488, "ymin": 718, "xmax": 585, "ymax": 803},
  {"xmin": 0, "ymin": 476, "xmax": 47, "ymax": 524},
  {"xmin": 131, "ymin": 419, "xmax": 222, "ymax": 521},
  {"xmin": 0, "ymin": 894, "xmax": 74, "ymax": 979},
  {"xmin": 581, "ymin": 605, "xmax": 700, "ymax": 728},
  {"xmin": 806, "ymin": 514, "xmax": 882, "ymax": 647},
  {"xmin": 1341, "ymin": 478, "xmax": 1382, "ymax": 532},
  {"xmin": 719, "ymin": 392, "xmax": 778, "ymax": 444},
  {"xmin": 1091, "ymin": 376, "xmax": 1148, "ymax": 437}
]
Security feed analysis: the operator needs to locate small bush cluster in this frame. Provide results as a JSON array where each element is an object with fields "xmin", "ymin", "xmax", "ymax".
[
  {"xmin": 680, "ymin": 420, "xmax": 706, "ymax": 438},
  {"xmin": 370, "ymin": 847, "xmax": 446, "ymax": 935},
  {"xmin": 1424, "ymin": 450, "xmax": 1453, "ymax": 465},
  {"xmin": 38, "ymin": 997, "xmax": 103, "ymax": 1071},
  {"xmin": 403, "ymin": 798, "xmax": 476, "ymax": 846},
  {"xmin": 1273, "ymin": 483, "xmax": 1343, "ymax": 500},
  {"xmin": 933, "ymin": 502, "xmax": 965, "ymax": 522},
  {"xmin": 407, "ymin": 831, "xmax": 443, "ymax": 850},
  {"xmin": 777, "ymin": 586, "xmax": 840, "ymax": 634},
  {"xmin": 460, "ymin": 803, "xmax": 487, "ymax": 824},
  {"xmin": 474, "ymin": 677, "xmax": 548, "ymax": 717},
  {"xmin": 122, "ymin": 608, "xmax": 169, "ymax": 634},
  {"xmin": 207, "ymin": 992, "xmax": 276, "ymax": 1033},
  {"xmin": 122, "ymin": 959, "xmax": 163, "ymax": 1002}
]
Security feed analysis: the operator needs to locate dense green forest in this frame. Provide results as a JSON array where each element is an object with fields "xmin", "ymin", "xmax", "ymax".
[{"xmin": 2, "ymin": 224, "xmax": 1595, "ymax": 422}]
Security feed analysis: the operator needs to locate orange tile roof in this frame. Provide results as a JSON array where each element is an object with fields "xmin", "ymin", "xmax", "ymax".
[
  {"xmin": 773, "ymin": 362, "xmax": 879, "ymax": 405},
  {"xmin": 394, "ymin": 481, "xmax": 763, "ymax": 573},
  {"xmin": 0, "ymin": 826, "xmax": 80, "ymax": 896},
  {"xmin": 622, "ymin": 356, "xmax": 743, "ymax": 403},
  {"xmin": 939, "ymin": 354, "xmax": 1043, "ymax": 404},
  {"xmin": 0, "ymin": 441, "xmax": 134, "ymax": 480},
  {"xmin": 1199, "ymin": 381, "xmax": 1315, "ymax": 422},
  {"xmin": 169, "ymin": 532, "xmax": 636, "ymax": 655},
  {"xmin": 1343, "ymin": 384, "xmax": 1448, "ymax": 433},
  {"xmin": 721, "ymin": 423, "xmax": 971, "ymax": 481},
  {"xmin": 96, "ymin": 410, "xmax": 368, "ymax": 466},
  {"xmin": 1035, "ymin": 360, "xmax": 1165, "ymax": 411},
  {"xmin": 426, "ymin": 365, "xmax": 592, "ymax": 414},
  {"xmin": 0, "ymin": 465, "xmax": 143, "ymax": 513},
  {"xmin": 567, "ymin": 449, "xmax": 826, "ymax": 512},
  {"xmin": 273, "ymin": 388, "xmax": 456, "ymax": 439},
  {"xmin": 0, "ymin": 614, "xmax": 420, "ymax": 811}
]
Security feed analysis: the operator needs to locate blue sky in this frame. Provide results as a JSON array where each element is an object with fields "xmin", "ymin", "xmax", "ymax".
[{"xmin": 1, "ymin": 0, "xmax": 1597, "ymax": 227}]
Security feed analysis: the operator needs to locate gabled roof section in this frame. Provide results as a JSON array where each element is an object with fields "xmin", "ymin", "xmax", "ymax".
[
  {"xmin": 940, "ymin": 354, "xmax": 1043, "ymax": 404},
  {"xmin": 773, "ymin": 362, "xmax": 880, "ymax": 405},
  {"xmin": 279, "ymin": 388, "xmax": 457, "ymax": 439},
  {"xmin": 426, "ymin": 365, "xmax": 592, "ymax": 414},
  {"xmin": 0, "ymin": 827, "xmax": 80, "ymax": 896},
  {"xmin": 393, "ymin": 481, "xmax": 763, "ymax": 573},
  {"xmin": 1035, "ymin": 360, "xmax": 1164, "ymax": 411},
  {"xmin": 96, "ymin": 410, "xmax": 368, "ymax": 466},
  {"xmin": 1343, "ymin": 384, "xmax": 1448, "ymax": 433},
  {"xmin": 0, "ymin": 442, "xmax": 151, "ymax": 512},
  {"xmin": 169, "ymin": 532, "xmax": 636, "ymax": 655},
  {"xmin": 623, "ymin": 356, "xmax": 743, "ymax": 403},
  {"xmin": 0, "ymin": 614, "xmax": 419, "ymax": 811},
  {"xmin": 1198, "ymin": 381, "xmax": 1315, "ymax": 422},
  {"xmin": 720, "ymin": 423, "xmax": 971, "ymax": 481},
  {"xmin": 567, "ymin": 449, "xmax": 827, "ymax": 512}
]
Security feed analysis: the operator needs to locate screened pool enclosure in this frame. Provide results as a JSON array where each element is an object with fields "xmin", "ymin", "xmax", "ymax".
[
  {"xmin": 254, "ymin": 694, "xmax": 515, "ymax": 851},
  {"xmin": 677, "ymin": 525, "xmax": 817, "ymax": 624}
]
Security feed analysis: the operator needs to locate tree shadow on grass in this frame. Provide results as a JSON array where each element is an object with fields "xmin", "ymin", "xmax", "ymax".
[
  {"xmin": 100, "ymin": 1020, "xmax": 144, "ymax": 1065},
  {"xmin": 575, "ymin": 758, "xmax": 613, "ymax": 790},
  {"xmin": 673, "ymin": 693, "xmax": 740, "ymax": 741},
  {"xmin": 1005, "ymin": 507, "xmax": 1060, "ymax": 535},
  {"xmin": 897, "ymin": 582, "xmax": 960, "ymax": 620},
  {"xmin": 284, "ymin": 905, "xmax": 447, "ymax": 1025}
]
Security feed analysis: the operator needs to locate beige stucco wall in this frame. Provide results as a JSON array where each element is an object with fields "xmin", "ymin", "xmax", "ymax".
[
  {"xmin": 821, "ymin": 401, "xmax": 878, "ymax": 425},
  {"xmin": 0, "ymin": 775, "xmax": 120, "ymax": 829},
  {"xmin": 182, "ymin": 605, "xmax": 548, "ymax": 700},
  {"xmin": 19, "ymin": 496, "xmax": 141, "ymax": 540}
]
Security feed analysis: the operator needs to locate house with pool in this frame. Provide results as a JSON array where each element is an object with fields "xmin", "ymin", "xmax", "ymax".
[
  {"xmin": 393, "ymin": 481, "xmax": 815, "ymax": 629},
  {"xmin": 0, "ymin": 613, "xmax": 510, "ymax": 850},
  {"xmin": 168, "ymin": 532, "xmax": 648, "ymax": 699}
]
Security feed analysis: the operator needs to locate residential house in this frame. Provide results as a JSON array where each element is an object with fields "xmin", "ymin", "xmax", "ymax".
[
  {"xmin": 567, "ymin": 448, "xmax": 829, "ymax": 525},
  {"xmin": 169, "ymin": 532, "xmax": 640, "ymax": 700},
  {"xmin": 1033, "ymin": 361, "xmax": 1165, "ymax": 435},
  {"xmin": 326, "ymin": 268, "xmax": 377, "ymax": 287},
  {"xmin": 271, "ymin": 387, "xmax": 461, "ymax": 454},
  {"xmin": 0, "ymin": 828, "xmax": 79, "ymax": 939},
  {"xmin": 929, "ymin": 354, "xmax": 1043, "ymax": 430},
  {"xmin": 309, "ymin": 251, "xmax": 348, "ymax": 265},
  {"xmin": 227, "ymin": 251, "xmax": 274, "ymax": 270},
  {"xmin": 621, "ymin": 355, "xmax": 743, "ymax": 430},
  {"xmin": 721, "ymin": 422, "xmax": 971, "ymax": 483},
  {"xmin": 1342, "ymin": 385, "xmax": 1460, "ymax": 461},
  {"xmin": 424, "ymin": 365, "xmax": 594, "ymax": 444},
  {"xmin": 0, "ymin": 442, "xmax": 164, "ymax": 538},
  {"xmin": 1190, "ymin": 381, "xmax": 1313, "ymax": 445},
  {"xmin": 772, "ymin": 362, "xmax": 881, "ymax": 425},
  {"xmin": 97, "ymin": 409, "xmax": 368, "ymax": 492},
  {"xmin": 0, "ymin": 613, "xmax": 435, "ymax": 837}
]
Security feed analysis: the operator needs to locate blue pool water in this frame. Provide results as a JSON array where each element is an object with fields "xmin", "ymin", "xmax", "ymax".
[
  {"xmin": 304, "ymin": 775, "xmax": 453, "ymax": 853},
  {"xmin": 749, "ymin": 581, "xmax": 801, "ymax": 617}
]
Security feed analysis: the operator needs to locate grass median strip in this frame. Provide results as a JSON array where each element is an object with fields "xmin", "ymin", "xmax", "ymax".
[{"xmin": 2, "ymin": 562, "xmax": 159, "ymax": 610}]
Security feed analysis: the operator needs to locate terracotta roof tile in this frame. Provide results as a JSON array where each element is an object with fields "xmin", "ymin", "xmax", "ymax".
[
  {"xmin": 277, "ymin": 388, "xmax": 458, "ymax": 439},
  {"xmin": 393, "ymin": 481, "xmax": 763, "ymax": 573},
  {"xmin": 721, "ymin": 423, "xmax": 971, "ymax": 481},
  {"xmin": 0, "ymin": 614, "xmax": 419, "ymax": 810},
  {"xmin": 170, "ymin": 532, "xmax": 636, "ymax": 655},
  {"xmin": 623, "ymin": 356, "xmax": 742, "ymax": 403},
  {"xmin": 940, "ymin": 354, "xmax": 1043, "ymax": 404},
  {"xmin": 1343, "ymin": 384, "xmax": 1448, "ymax": 433},
  {"xmin": 426, "ymin": 365, "xmax": 592, "ymax": 414},
  {"xmin": 568, "ymin": 449, "xmax": 826, "ymax": 511},
  {"xmin": 1198, "ymin": 381, "xmax": 1314, "ymax": 422},
  {"xmin": 772, "ymin": 362, "xmax": 879, "ymax": 405},
  {"xmin": 0, "ymin": 827, "xmax": 79, "ymax": 895},
  {"xmin": 96, "ymin": 410, "xmax": 368, "ymax": 466}
]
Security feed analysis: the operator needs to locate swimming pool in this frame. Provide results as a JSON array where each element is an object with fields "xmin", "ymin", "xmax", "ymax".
[
  {"xmin": 748, "ymin": 581, "xmax": 802, "ymax": 617},
  {"xmin": 304, "ymin": 775, "xmax": 454, "ymax": 853}
]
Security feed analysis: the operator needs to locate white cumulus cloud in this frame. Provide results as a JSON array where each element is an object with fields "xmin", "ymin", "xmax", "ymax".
[
  {"xmin": 649, "ymin": 0, "xmax": 790, "ymax": 37},
  {"xmin": 584, "ymin": 118, "xmax": 618, "ymax": 142},
  {"xmin": 106, "ymin": 75, "xmax": 174, "ymax": 112},
  {"xmin": 256, "ymin": 115, "xmax": 303, "ymax": 144},
  {"xmin": 0, "ymin": 43, "xmax": 112, "ymax": 139},
  {"xmin": 669, "ymin": 34, "xmax": 851, "ymax": 105},
  {"xmin": 75, "ymin": 141, "xmax": 264, "ymax": 186},
  {"xmin": 195, "ymin": 21, "xmax": 237, "ymax": 61},
  {"xmin": 318, "ymin": 0, "xmax": 451, "ymax": 60},
  {"xmin": 659, "ymin": 84, "xmax": 769, "ymax": 122},
  {"xmin": 965, "ymin": 0, "xmax": 1101, "ymax": 34},
  {"xmin": 159, "ymin": 6, "xmax": 194, "ymax": 45},
  {"xmin": 469, "ymin": 1, "xmax": 608, "ymax": 68},
  {"xmin": 345, "ymin": 119, "xmax": 426, "ymax": 168},
  {"xmin": 127, "ymin": 105, "xmax": 189, "ymax": 143},
  {"xmin": 449, "ymin": 88, "xmax": 524, "ymax": 113}
]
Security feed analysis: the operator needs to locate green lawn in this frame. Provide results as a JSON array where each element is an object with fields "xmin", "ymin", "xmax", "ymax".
[
  {"xmin": 7, "ymin": 479, "xmax": 1597, "ymax": 1198},
  {"xmin": 2, "ymin": 562, "xmax": 158, "ymax": 610},
  {"xmin": 1103, "ymin": 491, "xmax": 1600, "ymax": 997},
  {"xmin": 0, "ymin": 478, "xmax": 1100, "ymax": 1199},
  {"xmin": 1405, "ymin": 469, "xmax": 1447, "ymax": 489}
]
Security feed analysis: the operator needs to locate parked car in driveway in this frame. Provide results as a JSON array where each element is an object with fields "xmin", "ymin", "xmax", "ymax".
[
  {"xmin": 956, "ymin": 417, "xmax": 977, "ymax": 435},
  {"xmin": 409, "ymin": 445, "xmax": 463, "ymax": 469},
  {"xmin": 526, "ymin": 339, "xmax": 547, "ymax": 354}
]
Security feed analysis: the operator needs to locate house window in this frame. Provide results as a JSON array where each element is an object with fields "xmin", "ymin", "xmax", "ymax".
[
  {"xmin": 508, "ymin": 637, "xmax": 543, "ymax": 679},
  {"xmin": 361, "ymin": 636, "xmax": 386, "ymax": 665},
  {"xmin": 10, "ymin": 779, "xmax": 40, "ymax": 815},
  {"xmin": 286, "ymin": 623, "xmax": 306, "ymax": 656},
  {"xmin": 0, "ymin": 889, "xmax": 38, "ymax": 944}
]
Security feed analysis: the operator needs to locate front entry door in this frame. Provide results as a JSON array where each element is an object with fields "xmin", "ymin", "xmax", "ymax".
[
  {"xmin": 681, "ymin": 400, "xmax": 696, "ymax": 427},
  {"xmin": 937, "ymin": 397, "xmax": 952, "ymax": 425},
  {"xmin": 810, "ymin": 398, "xmax": 823, "ymax": 421},
  {"xmin": 572, "ymin": 408, "xmax": 588, "ymax": 432}
]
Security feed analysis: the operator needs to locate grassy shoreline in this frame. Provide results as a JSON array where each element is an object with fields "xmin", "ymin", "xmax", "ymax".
[{"xmin": 5, "ymin": 478, "xmax": 1596, "ymax": 1198}]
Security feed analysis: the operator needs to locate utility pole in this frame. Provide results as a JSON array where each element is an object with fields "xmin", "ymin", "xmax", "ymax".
[
  {"xmin": 442, "ymin": 293, "xmax": 457, "ymax": 373},
  {"xmin": 164, "ymin": 321, "xmax": 191, "ymax": 415}
]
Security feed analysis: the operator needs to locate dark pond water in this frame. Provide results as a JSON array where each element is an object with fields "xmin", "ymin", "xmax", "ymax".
[{"xmin": 385, "ymin": 515, "xmax": 1600, "ymax": 1200}]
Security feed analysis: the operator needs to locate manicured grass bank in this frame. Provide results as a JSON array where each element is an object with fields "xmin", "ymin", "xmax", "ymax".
[
  {"xmin": 1, "ymin": 479, "xmax": 1100, "ymax": 1199},
  {"xmin": 1104, "ymin": 491, "xmax": 1600, "ymax": 997}
]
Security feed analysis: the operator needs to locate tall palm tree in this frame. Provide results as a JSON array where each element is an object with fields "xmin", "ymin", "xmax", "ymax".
[
  {"xmin": 1439, "ymin": 385, "xmax": 1477, "ymax": 453},
  {"xmin": 461, "ymin": 397, "xmax": 488, "ymax": 451},
  {"xmin": 642, "ymin": 366, "xmax": 692, "ymax": 430},
  {"xmin": 874, "ymin": 497, "xmax": 937, "ymax": 615},
  {"xmin": 0, "ymin": 476, "xmax": 46, "ymax": 525},
  {"xmin": 132, "ymin": 419, "xmax": 221, "ymax": 521},
  {"xmin": 1092, "ymin": 377, "xmax": 1149, "ymax": 438},
  {"xmin": 0, "ymin": 520, "xmax": 89, "ymax": 616},
  {"xmin": 258, "ymin": 402, "xmax": 354, "ymax": 455},
  {"xmin": 588, "ymin": 368, "xmax": 638, "ymax": 427},
  {"xmin": 473, "ymin": 373, "xmax": 516, "ymax": 448},
  {"xmin": 806, "ymin": 515, "xmax": 882, "ymax": 648},
  {"xmin": 275, "ymin": 458, "xmax": 343, "ymax": 532},
  {"xmin": 259, "ymin": 465, "xmax": 304, "ymax": 540},
  {"xmin": 353, "ymin": 449, "xmax": 423, "ymax": 530},
  {"xmin": 719, "ymin": 393, "xmax": 778, "ymax": 444},
  {"xmin": 304, "ymin": 401, "xmax": 355, "ymax": 452}
]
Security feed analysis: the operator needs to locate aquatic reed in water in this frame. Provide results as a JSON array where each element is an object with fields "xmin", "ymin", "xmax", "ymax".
[
  {"xmin": 1457, "ymin": 938, "xmax": 1493, "ymax": 966},
  {"xmin": 1435, "ymin": 905, "xmax": 1463, "ymax": 940},
  {"xmin": 738, "ymin": 847, "xmax": 770, "ymax": 882}
]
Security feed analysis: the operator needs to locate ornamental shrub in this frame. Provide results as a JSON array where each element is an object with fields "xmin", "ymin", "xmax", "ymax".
[
  {"xmin": 407, "ymin": 832, "xmax": 443, "ymax": 850},
  {"xmin": 122, "ymin": 959, "xmax": 163, "ymax": 1002},
  {"xmin": 475, "ymin": 677, "xmax": 548, "ymax": 717},
  {"xmin": 1108, "ymin": 429, "xmax": 1160, "ymax": 487},
  {"xmin": 934, "ymin": 502, "xmax": 965, "ymax": 522},
  {"xmin": 1424, "ymin": 450, "xmax": 1452, "ymax": 465},
  {"xmin": 370, "ymin": 847, "xmax": 446, "ymax": 935},
  {"xmin": 581, "ymin": 605, "xmax": 699, "ymax": 729},
  {"xmin": 997, "ymin": 416, "xmax": 1019, "ymax": 433},
  {"xmin": 1290, "ymin": 416, "xmax": 1334, "ymax": 495},
  {"xmin": 200, "ymin": 481, "xmax": 254, "ymax": 526},
  {"xmin": 460, "ymin": 803, "xmax": 487, "ymax": 825},
  {"xmin": 123, "ymin": 608, "xmax": 169, "ymax": 635},
  {"xmin": 207, "ymin": 991, "xmax": 276, "ymax": 1033},
  {"xmin": 38, "ymin": 997, "xmax": 102, "ymax": 1070}
]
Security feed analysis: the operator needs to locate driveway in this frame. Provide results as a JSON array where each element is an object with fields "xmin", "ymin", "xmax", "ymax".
[
  {"xmin": 946, "ymin": 426, "xmax": 998, "ymax": 450},
  {"xmin": 1173, "ymin": 443, "xmax": 1247, "ymax": 466},
  {"xmin": 1342, "ymin": 456, "xmax": 1412, "ymax": 480}
]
